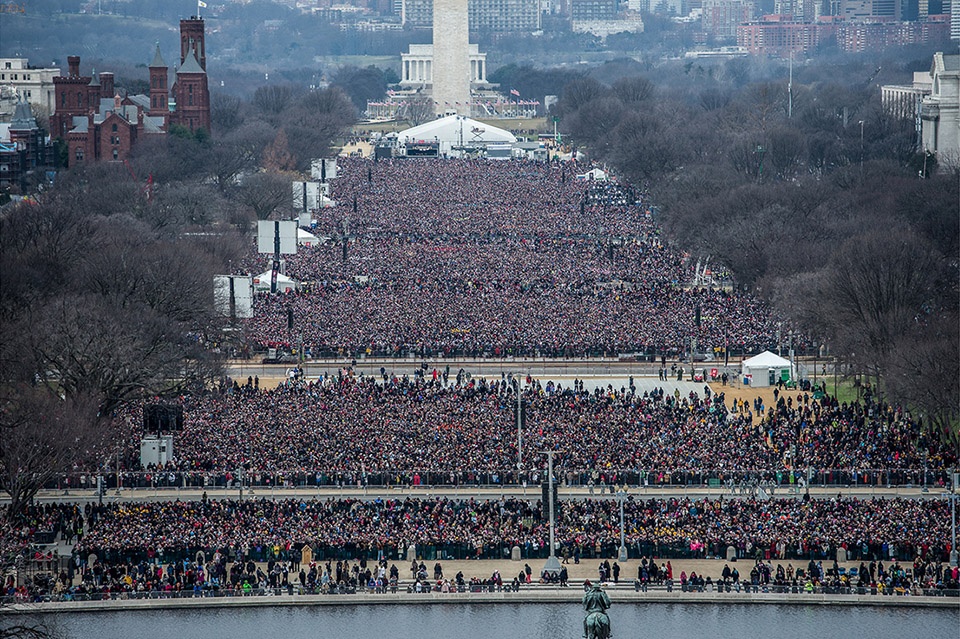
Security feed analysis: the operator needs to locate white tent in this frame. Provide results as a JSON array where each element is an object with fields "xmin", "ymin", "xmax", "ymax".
[
  {"xmin": 577, "ymin": 167, "xmax": 608, "ymax": 181},
  {"xmin": 741, "ymin": 351, "xmax": 792, "ymax": 387},
  {"xmin": 253, "ymin": 269, "xmax": 299, "ymax": 293},
  {"xmin": 398, "ymin": 115, "xmax": 516, "ymax": 155},
  {"xmin": 298, "ymin": 228, "xmax": 320, "ymax": 247}
]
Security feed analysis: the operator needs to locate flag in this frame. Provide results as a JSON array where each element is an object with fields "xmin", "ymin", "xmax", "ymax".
[
  {"xmin": 510, "ymin": 89, "xmax": 520, "ymax": 97},
  {"xmin": 198, "ymin": 0, "xmax": 207, "ymax": 7}
]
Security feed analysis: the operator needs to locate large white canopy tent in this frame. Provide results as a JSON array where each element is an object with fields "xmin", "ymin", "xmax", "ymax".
[
  {"xmin": 741, "ymin": 351, "xmax": 793, "ymax": 387},
  {"xmin": 398, "ymin": 115, "xmax": 516, "ymax": 155}
]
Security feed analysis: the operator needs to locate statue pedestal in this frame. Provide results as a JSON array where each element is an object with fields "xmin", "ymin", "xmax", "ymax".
[
  {"xmin": 542, "ymin": 555, "xmax": 562, "ymax": 576},
  {"xmin": 618, "ymin": 546, "xmax": 627, "ymax": 562}
]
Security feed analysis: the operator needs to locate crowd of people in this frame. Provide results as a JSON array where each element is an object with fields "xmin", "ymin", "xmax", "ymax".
[
  {"xmin": 243, "ymin": 158, "xmax": 785, "ymax": 357},
  {"xmin": 3, "ymin": 494, "xmax": 958, "ymax": 601},
  {"xmin": 104, "ymin": 375, "xmax": 953, "ymax": 479}
]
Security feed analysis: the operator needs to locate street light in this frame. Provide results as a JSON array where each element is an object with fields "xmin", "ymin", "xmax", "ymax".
[
  {"xmin": 858, "ymin": 120, "xmax": 864, "ymax": 175},
  {"xmin": 617, "ymin": 489, "xmax": 628, "ymax": 562},
  {"xmin": 541, "ymin": 450, "xmax": 562, "ymax": 577},
  {"xmin": 949, "ymin": 469, "xmax": 959, "ymax": 567},
  {"xmin": 515, "ymin": 376, "xmax": 523, "ymax": 473}
]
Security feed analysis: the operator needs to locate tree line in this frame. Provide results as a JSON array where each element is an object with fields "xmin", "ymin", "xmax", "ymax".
[
  {"xmin": 551, "ymin": 57, "xmax": 958, "ymax": 447},
  {"xmin": 0, "ymin": 83, "xmax": 357, "ymax": 517}
]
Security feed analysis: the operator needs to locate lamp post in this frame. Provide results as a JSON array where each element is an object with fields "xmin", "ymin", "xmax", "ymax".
[
  {"xmin": 858, "ymin": 120, "xmax": 864, "ymax": 175},
  {"xmin": 950, "ymin": 470, "xmax": 958, "ymax": 567},
  {"xmin": 542, "ymin": 450, "xmax": 562, "ymax": 577},
  {"xmin": 515, "ymin": 376, "xmax": 523, "ymax": 473},
  {"xmin": 617, "ymin": 489, "xmax": 628, "ymax": 562}
]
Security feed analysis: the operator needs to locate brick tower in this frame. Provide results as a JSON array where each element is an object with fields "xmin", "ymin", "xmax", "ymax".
[
  {"xmin": 179, "ymin": 18, "xmax": 207, "ymax": 70},
  {"xmin": 148, "ymin": 43, "xmax": 169, "ymax": 125},
  {"xmin": 50, "ymin": 56, "xmax": 91, "ymax": 139},
  {"xmin": 170, "ymin": 17, "xmax": 211, "ymax": 133}
]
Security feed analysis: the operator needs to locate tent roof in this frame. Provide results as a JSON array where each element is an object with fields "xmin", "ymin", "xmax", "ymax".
[
  {"xmin": 742, "ymin": 351, "xmax": 791, "ymax": 368},
  {"xmin": 254, "ymin": 270, "xmax": 297, "ymax": 285},
  {"xmin": 398, "ymin": 115, "xmax": 516, "ymax": 145}
]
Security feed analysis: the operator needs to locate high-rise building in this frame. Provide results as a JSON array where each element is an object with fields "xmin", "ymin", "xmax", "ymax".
[
  {"xmin": 701, "ymin": 0, "xmax": 754, "ymax": 39},
  {"xmin": 571, "ymin": 0, "xmax": 619, "ymax": 20},
  {"xmin": 432, "ymin": 0, "xmax": 472, "ymax": 115},
  {"xmin": 841, "ymin": 0, "xmax": 902, "ymax": 19},
  {"xmin": 402, "ymin": 0, "xmax": 541, "ymax": 32}
]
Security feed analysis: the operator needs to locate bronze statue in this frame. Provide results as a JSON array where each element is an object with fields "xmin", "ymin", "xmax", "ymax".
[{"xmin": 583, "ymin": 581, "xmax": 611, "ymax": 639}]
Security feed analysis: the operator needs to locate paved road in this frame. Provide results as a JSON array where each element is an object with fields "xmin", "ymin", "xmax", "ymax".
[{"xmin": 227, "ymin": 358, "xmax": 738, "ymax": 384}]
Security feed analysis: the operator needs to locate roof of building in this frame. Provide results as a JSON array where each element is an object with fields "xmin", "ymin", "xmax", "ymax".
[
  {"xmin": 9, "ymin": 98, "xmax": 37, "ymax": 130},
  {"xmin": 128, "ymin": 94, "xmax": 151, "ymax": 110},
  {"xmin": 70, "ymin": 116, "xmax": 89, "ymax": 133},
  {"xmin": 142, "ymin": 115, "xmax": 165, "ymax": 133},
  {"xmin": 88, "ymin": 70, "xmax": 100, "ymax": 87},
  {"xmin": 178, "ymin": 50, "xmax": 205, "ymax": 75},
  {"xmin": 149, "ymin": 43, "xmax": 167, "ymax": 68}
]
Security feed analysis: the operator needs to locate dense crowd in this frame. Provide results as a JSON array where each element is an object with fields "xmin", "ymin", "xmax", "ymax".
[
  {"xmin": 108, "ymin": 376, "xmax": 953, "ymax": 477},
  {"xmin": 4, "ymin": 494, "xmax": 958, "ymax": 601},
  {"xmin": 69, "ymin": 495, "xmax": 955, "ymax": 564},
  {"xmin": 244, "ymin": 158, "xmax": 784, "ymax": 356}
]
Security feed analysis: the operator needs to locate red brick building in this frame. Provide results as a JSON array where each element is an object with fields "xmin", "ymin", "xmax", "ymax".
[
  {"xmin": 737, "ymin": 15, "xmax": 839, "ymax": 56},
  {"xmin": 49, "ymin": 17, "xmax": 211, "ymax": 166}
]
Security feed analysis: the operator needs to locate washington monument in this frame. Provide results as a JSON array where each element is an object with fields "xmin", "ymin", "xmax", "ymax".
[{"xmin": 432, "ymin": 0, "xmax": 471, "ymax": 115}]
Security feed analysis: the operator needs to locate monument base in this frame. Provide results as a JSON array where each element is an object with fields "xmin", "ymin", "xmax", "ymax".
[{"xmin": 543, "ymin": 555, "xmax": 562, "ymax": 575}]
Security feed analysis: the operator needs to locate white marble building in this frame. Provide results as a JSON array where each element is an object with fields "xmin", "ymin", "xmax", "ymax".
[
  {"xmin": 400, "ymin": 44, "xmax": 487, "ymax": 87},
  {"xmin": 921, "ymin": 52, "xmax": 960, "ymax": 168}
]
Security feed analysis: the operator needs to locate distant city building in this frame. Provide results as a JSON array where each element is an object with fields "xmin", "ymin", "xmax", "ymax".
[
  {"xmin": 836, "ymin": 14, "xmax": 949, "ymax": 50},
  {"xmin": 701, "ymin": 0, "xmax": 754, "ymax": 39},
  {"xmin": 49, "ymin": 18, "xmax": 211, "ymax": 166},
  {"xmin": 737, "ymin": 15, "xmax": 838, "ymax": 55},
  {"xmin": 402, "ymin": 0, "xmax": 541, "ymax": 31},
  {"xmin": 920, "ymin": 51, "xmax": 960, "ymax": 166},
  {"xmin": 570, "ymin": 0, "xmax": 620, "ymax": 21},
  {"xmin": 0, "ymin": 98, "xmax": 54, "ymax": 193},
  {"xmin": 0, "ymin": 58, "xmax": 60, "ymax": 119},
  {"xmin": 841, "ymin": 0, "xmax": 902, "ymax": 19},
  {"xmin": 774, "ymin": 0, "xmax": 819, "ymax": 21},
  {"xmin": 571, "ymin": 15, "xmax": 646, "ymax": 36},
  {"xmin": 952, "ymin": 1, "xmax": 959, "ymax": 39},
  {"xmin": 738, "ymin": 12, "xmax": 947, "ymax": 53}
]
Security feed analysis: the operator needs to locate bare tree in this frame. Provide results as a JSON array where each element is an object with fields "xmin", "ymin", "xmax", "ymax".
[
  {"xmin": 208, "ymin": 121, "xmax": 275, "ymax": 192},
  {"xmin": 402, "ymin": 96, "xmax": 435, "ymax": 126},
  {"xmin": 611, "ymin": 76, "xmax": 654, "ymax": 105},
  {"xmin": 233, "ymin": 171, "xmax": 293, "ymax": 220},
  {"xmin": 557, "ymin": 77, "xmax": 608, "ymax": 116},
  {"xmin": 210, "ymin": 92, "xmax": 244, "ymax": 133},
  {"xmin": 818, "ymin": 229, "xmax": 944, "ymax": 375},
  {"xmin": 0, "ymin": 385, "xmax": 104, "ymax": 516}
]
